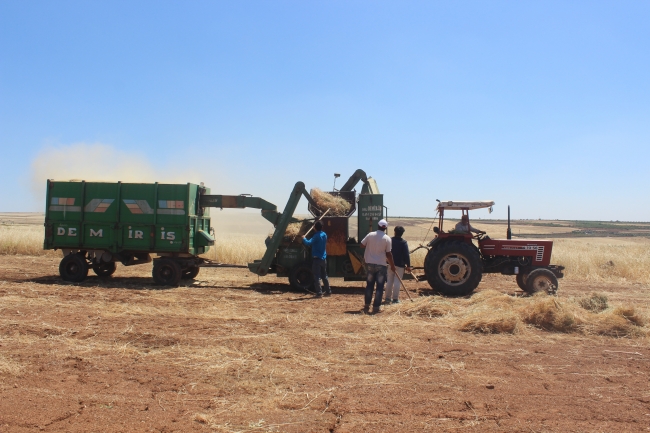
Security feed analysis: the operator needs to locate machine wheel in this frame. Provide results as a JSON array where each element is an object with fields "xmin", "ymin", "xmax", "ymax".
[
  {"xmin": 92, "ymin": 262, "xmax": 116, "ymax": 277},
  {"xmin": 182, "ymin": 266, "xmax": 200, "ymax": 280},
  {"xmin": 424, "ymin": 241, "xmax": 482, "ymax": 296},
  {"xmin": 525, "ymin": 268, "xmax": 558, "ymax": 295},
  {"xmin": 59, "ymin": 253, "xmax": 89, "ymax": 283},
  {"xmin": 152, "ymin": 259, "xmax": 182, "ymax": 286},
  {"xmin": 289, "ymin": 262, "xmax": 314, "ymax": 292},
  {"xmin": 516, "ymin": 272, "xmax": 528, "ymax": 291}
]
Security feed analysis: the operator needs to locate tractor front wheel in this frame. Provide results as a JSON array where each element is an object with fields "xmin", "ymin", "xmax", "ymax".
[
  {"xmin": 424, "ymin": 241, "xmax": 482, "ymax": 296},
  {"xmin": 60, "ymin": 253, "xmax": 89, "ymax": 283},
  {"xmin": 525, "ymin": 268, "xmax": 558, "ymax": 295},
  {"xmin": 93, "ymin": 262, "xmax": 116, "ymax": 277},
  {"xmin": 153, "ymin": 259, "xmax": 182, "ymax": 286},
  {"xmin": 516, "ymin": 272, "xmax": 528, "ymax": 291},
  {"xmin": 289, "ymin": 262, "xmax": 314, "ymax": 292}
]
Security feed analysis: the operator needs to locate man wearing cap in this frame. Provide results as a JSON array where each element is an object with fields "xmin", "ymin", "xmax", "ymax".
[
  {"xmin": 301, "ymin": 221, "xmax": 331, "ymax": 298},
  {"xmin": 360, "ymin": 219, "xmax": 396, "ymax": 314},
  {"xmin": 385, "ymin": 225, "xmax": 411, "ymax": 304}
]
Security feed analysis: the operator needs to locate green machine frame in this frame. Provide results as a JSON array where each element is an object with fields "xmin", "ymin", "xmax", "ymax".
[{"xmin": 243, "ymin": 169, "xmax": 385, "ymax": 290}]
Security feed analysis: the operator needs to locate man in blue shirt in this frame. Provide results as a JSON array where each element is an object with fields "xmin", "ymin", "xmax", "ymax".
[{"xmin": 301, "ymin": 221, "xmax": 331, "ymax": 297}]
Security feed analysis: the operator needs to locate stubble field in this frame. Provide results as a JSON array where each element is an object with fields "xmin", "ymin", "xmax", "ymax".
[{"xmin": 1, "ymin": 213, "xmax": 649, "ymax": 432}]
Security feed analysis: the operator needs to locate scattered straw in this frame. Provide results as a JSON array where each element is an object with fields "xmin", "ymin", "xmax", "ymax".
[
  {"xmin": 459, "ymin": 310, "xmax": 522, "ymax": 334},
  {"xmin": 402, "ymin": 289, "xmax": 647, "ymax": 338},
  {"xmin": 577, "ymin": 293, "xmax": 609, "ymax": 313},
  {"xmin": 588, "ymin": 313, "xmax": 641, "ymax": 337},
  {"xmin": 519, "ymin": 296, "xmax": 583, "ymax": 333},
  {"xmin": 310, "ymin": 188, "xmax": 351, "ymax": 216},
  {"xmin": 0, "ymin": 354, "xmax": 23, "ymax": 376},
  {"xmin": 612, "ymin": 306, "xmax": 646, "ymax": 327},
  {"xmin": 403, "ymin": 297, "xmax": 456, "ymax": 318}
]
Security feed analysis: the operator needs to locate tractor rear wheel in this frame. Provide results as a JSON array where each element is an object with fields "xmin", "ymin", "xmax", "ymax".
[
  {"xmin": 182, "ymin": 266, "xmax": 200, "ymax": 280},
  {"xmin": 59, "ymin": 253, "xmax": 89, "ymax": 283},
  {"xmin": 92, "ymin": 262, "xmax": 116, "ymax": 277},
  {"xmin": 153, "ymin": 259, "xmax": 182, "ymax": 286},
  {"xmin": 525, "ymin": 268, "xmax": 558, "ymax": 295},
  {"xmin": 289, "ymin": 262, "xmax": 314, "ymax": 292},
  {"xmin": 424, "ymin": 241, "xmax": 482, "ymax": 296}
]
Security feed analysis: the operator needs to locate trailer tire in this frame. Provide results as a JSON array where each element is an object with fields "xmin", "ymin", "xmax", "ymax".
[
  {"xmin": 182, "ymin": 266, "xmax": 200, "ymax": 280},
  {"xmin": 516, "ymin": 272, "xmax": 528, "ymax": 291},
  {"xmin": 92, "ymin": 262, "xmax": 116, "ymax": 277},
  {"xmin": 525, "ymin": 268, "xmax": 558, "ymax": 295},
  {"xmin": 153, "ymin": 259, "xmax": 182, "ymax": 286},
  {"xmin": 60, "ymin": 253, "xmax": 89, "ymax": 283},
  {"xmin": 424, "ymin": 241, "xmax": 482, "ymax": 296},
  {"xmin": 289, "ymin": 262, "xmax": 314, "ymax": 292}
]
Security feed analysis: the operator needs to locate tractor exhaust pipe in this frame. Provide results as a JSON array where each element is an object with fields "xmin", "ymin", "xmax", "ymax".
[{"xmin": 507, "ymin": 205, "xmax": 512, "ymax": 240}]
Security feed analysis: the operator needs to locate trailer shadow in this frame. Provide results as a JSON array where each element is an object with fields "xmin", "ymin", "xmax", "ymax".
[
  {"xmin": 24, "ymin": 275, "xmax": 179, "ymax": 290},
  {"xmin": 22, "ymin": 276, "xmax": 368, "ymax": 296}
]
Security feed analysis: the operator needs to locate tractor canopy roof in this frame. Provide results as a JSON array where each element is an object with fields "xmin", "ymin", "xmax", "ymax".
[{"xmin": 437, "ymin": 201, "xmax": 495, "ymax": 212}]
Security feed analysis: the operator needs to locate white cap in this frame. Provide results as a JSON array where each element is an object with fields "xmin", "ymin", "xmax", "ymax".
[{"xmin": 378, "ymin": 219, "xmax": 388, "ymax": 228}]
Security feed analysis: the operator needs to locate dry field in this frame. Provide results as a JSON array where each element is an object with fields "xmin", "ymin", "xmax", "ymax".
[
  {"xmin": 4, "ymin": 213, "xmax": 650, "ymax": 285},
  {"xmin": 1, "ymin": 213, "xmax": 650, "ymax": 432}
]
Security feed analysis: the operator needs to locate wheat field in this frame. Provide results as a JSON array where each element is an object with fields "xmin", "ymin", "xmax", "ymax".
[{"xmin": 2, "ymin": 221, "xmax": 650, "ymax": 285}]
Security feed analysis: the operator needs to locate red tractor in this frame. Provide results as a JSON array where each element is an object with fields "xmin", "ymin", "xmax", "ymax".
[{"xmin": 418, "ymin": 201, "xmax": 564, "ymax": 296}]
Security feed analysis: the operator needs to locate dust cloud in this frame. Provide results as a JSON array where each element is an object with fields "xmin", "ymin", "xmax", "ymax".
[
  {"xmin": 30, "ymin": 142, "xmax": 240, "ymax": 201},
  {"xmin": 31, "ymin": 143, "xmax": 157, "ymax": 187},
  {"xmin": 29, "ymin": 142, "xmax": 296, "ymax": 216}
]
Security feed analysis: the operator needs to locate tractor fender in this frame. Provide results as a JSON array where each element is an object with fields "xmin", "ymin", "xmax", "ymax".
[{"xmin": 426, "ymin": 236, "xmax": 481, "ymax": 257}]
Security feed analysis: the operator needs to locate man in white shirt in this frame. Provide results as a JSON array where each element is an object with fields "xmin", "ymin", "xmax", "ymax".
[{"xmin": 360, "ymin": 219, "xmax": 396, "ymax": 314}]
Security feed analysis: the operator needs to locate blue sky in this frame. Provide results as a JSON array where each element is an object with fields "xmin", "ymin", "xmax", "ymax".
[{"xmin": 1, "ymin": 1, "xmax": 648, "ymax": 221}]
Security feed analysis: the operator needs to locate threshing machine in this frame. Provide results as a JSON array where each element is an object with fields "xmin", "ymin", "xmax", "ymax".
[{"xmin": 205, "ymin": 169, "xmax": 385, "ymax": 290}]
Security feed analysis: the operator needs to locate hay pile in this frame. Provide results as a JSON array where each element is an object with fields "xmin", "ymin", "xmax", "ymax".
[
  {"xmin": 310, "ymin": 188, "xmax": 351, "ymax": 216},
  {"xmin": 403, "ymin": 296, "xmax": 456, "ymax": 318},
  {"xmin": 284, "ymin": 221, "xmax": 307, "ymax": 239},
  {"xmin": 457, "ymin": 290, "xmax": 524, "ymax": 334},
  {"xmin": 265, "ymin": 221, "xmax": 312, "ymax": 245},
  {"xmin": 393, "ymin": 290, "xmax": 648, "ymax": 337},
  {"xmin": 577, "ymin": 292, "xmax": 609, "ymax": 312}
]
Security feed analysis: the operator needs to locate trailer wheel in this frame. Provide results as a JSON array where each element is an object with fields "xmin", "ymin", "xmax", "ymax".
[
  {"xmin": 92, "ymin": 262, "xmax": 116, "ymax": 277},
  {"xmin": 153, "ymin": 259, "xmax": 182, "ymax": 286},
  {"xmin": 516, "ymin": 272, "xmax": 528, "ymax": 291},
  {"xmin": 289, "ymin": 262, "xmax": 314, "ymax": 292},
  {"xmin": 59, "ymin": 253, "xmax": 89, "ymax": 283},
  {"xmin": 525, "ymin": 268, "xmax": 558, "ymax": 295},
  {"xmin": 182, "ymin": 266, "xmax": 200, "ymax": 280},
  {"xmin": 424, "ymin": 241, "xmax": 482, "ymax": 296}
]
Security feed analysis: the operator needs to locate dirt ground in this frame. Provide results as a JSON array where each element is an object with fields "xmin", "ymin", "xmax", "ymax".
[{"xmin": 1, "ymin": 256, "xmax": 649, "ymax": 433}]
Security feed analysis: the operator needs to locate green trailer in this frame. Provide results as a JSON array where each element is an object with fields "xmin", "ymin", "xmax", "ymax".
[{"xmin": 45, "ymin": 180, "xmax": 216, "ymax": 284}]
